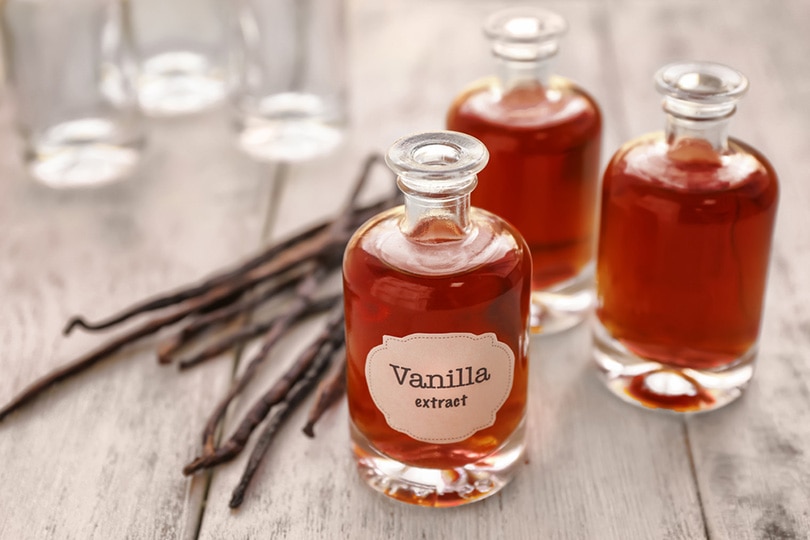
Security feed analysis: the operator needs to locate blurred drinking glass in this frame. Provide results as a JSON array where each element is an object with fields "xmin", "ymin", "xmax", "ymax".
[
  {"xmin": 229, "ymin": 0, "xmax": 347, "ymax": 162},
  {"xmin": 2, "ymin": 0, "xmax": 145, "ymax": 188},
  {"xmin": 130, "ymin": 0, "xmax": 228, "ymax": 116}
]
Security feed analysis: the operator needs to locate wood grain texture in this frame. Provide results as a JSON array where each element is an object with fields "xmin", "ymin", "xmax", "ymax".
[
  {"xmin": 195, "ymin": 1, "xmax": 703, "ymax": 538},
  {"xmin": 0, "ymin": 105, "xmax": 272, "ymax": 539},
  {"xmin": 610, "ymin": 1, "xmax": 810, "ymax": 538},
  {"xmin": 1, "ymin": 0, "xmax": 809, "ymax": 539}
]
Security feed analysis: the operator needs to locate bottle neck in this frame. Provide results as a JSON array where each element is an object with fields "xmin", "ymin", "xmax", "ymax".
[
  {"xmin": 387, "ymin": 132, "xmax": 486, "ymax": 241},
  {"xmin": 497, "ymin": 57, "xmax": 553, "ymax": 90},
  {"xmin": 665, "ymin": 113, "xmax": 731, "ymax": 151},
  {"xmin": 400, "ymin": 188, "xmax": 472, "ymax": 241}
]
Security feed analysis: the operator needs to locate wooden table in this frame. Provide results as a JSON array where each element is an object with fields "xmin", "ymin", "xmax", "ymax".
[{"xmin": 1, "ymin": 1, "xmax": 808, "ymax": 538}]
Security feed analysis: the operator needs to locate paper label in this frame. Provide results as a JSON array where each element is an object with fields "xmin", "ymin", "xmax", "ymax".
[{"xmin": 365, "ymin": 332, "xmax": 515, "ymax": 444}]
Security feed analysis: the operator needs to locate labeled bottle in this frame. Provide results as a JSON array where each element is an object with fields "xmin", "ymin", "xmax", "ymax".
[
  {"xmin": 447, "ymin": 7, "xmax": 602, "ymax": 334},
  {"xmin": 593, "ymin": 62, "xmax": 779, "ymax": 412},
  {"xmin": 343, "ymin": 131, "xmax": 531, "ymax": 506}
]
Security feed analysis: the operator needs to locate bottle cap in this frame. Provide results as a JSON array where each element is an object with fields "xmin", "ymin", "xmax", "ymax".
[
  {"xmin": 656, "ymin": 61, "xmax": 749, "ymax": 119},
  {"xmin": 484, "ymin": 7, "xmax": 567, "ymax": 61},
  {"xmin": 386, "ymin": 131, "xmax": 488, "ymax": 196}
]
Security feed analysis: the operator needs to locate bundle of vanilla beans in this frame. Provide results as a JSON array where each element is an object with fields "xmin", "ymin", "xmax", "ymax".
[{"xmin": 0, "ymin": 154, "xmax": 398, "ymax": 509}]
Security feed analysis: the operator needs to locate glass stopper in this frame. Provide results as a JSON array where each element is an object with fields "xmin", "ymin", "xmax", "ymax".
[
  {"xmin": 484, "ymin": 7, "xmax": 567, "ymax": 62},
  {"xmin": 655, "ymin": 61, "xmax": 749, "ymax": 119},
  {"xmin": 386, "ymin": 131, "xmax": 488, "ymax": 196}
]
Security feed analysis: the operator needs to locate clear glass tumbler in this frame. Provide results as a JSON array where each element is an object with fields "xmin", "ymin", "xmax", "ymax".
[
  {"xmin": 130, "ymin": 0, "xmax": 228, "ymax": 116},
  {"xmin": 2, "ymin": 0, "xmax": 145, "ymax": 188},
  {"xmin": 229, "ymin": 0, "xmax": 348, "ymax": 162}
]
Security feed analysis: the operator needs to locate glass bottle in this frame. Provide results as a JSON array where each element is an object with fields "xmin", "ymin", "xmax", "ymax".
[
  {"xmin": 343, "ymin": 131, "xmax": 531, "ymax": 506},
  {"xmin": 446, "ymin": 7, "xmax": 602, "ymax": 334},
  {"xmin": 593, "ymin": 62, "xmax": 779, "ymax": 412}
]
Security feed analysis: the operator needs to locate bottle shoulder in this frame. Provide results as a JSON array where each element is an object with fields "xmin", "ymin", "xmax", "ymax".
[
  {"xmin": 344, "ymin": 206, "xmax": 530, "ymax": 280},
  {"xmin": 605, "ymin": 132, "xmax": 778, "ymax": 195},
  {"xmin": 447, "ymin": 75, "xmax": 601, "ymax": 132}
]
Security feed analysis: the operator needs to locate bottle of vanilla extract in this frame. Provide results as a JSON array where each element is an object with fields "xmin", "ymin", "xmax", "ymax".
[
  {"xmin": 447, "ymin": 7, "xmax": 602, "ymax": 334},
  {"xmin": 593, "ymin": 62, "xmax": 779, "ymax": 412},
  {"xmin": 342, "ymin": 131, "xmax": 532, "ymax": 506}
]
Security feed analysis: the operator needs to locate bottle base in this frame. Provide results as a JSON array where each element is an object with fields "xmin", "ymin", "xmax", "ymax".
[
  {"xmin": 27, "ymin": 118, "xmax": 143, "ymax": 188},
  {"xmin": 530, "ymin": 263, "xmax": 594, "ymax": 335},
  {"xmin": 236, "ymin": 118, "xmax": 344, "ymax": 162},
  {"xmin": 138, "ymin": 52, "xmax": 226, "ymax": 117},
  {"xmin": 350, "ymin": 418, "xmax": 525, "ymax": 507},
  {"xmin": 234, "ymin": 93, "xmax": 344, "ymax": 162},
  {"xmin": 592, "ymin": 319, "xmax": 755, "ymax": 413}
]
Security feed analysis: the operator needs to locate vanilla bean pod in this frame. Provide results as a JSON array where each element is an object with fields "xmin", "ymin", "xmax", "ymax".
[
  {"xmin": 64, "ymin": 225, "xmax": 329, "ymax": 336},
  {"xmin": 214, "ymin": 151, "xmax": 383, "ymax": 494},
  {"xmin": 195, "ymin": 153, "xmax": 380, "ymax": 453},
  {"xmin": 179, "ymin": 266, "xmax": 312, "ymax": 336},
  {"xmin": 61, "ymin": 192, "xmax": 390, "ymax": 340},
  {"xmin": 1, "ymin": 232, "xmax": 346, "ymax": 422},
  {"xmin": 228, "ymin": 319, "xmax": 345, "ymax": 508},
  {"xmin": 177, "ymin": 293, "xmax": 340, "ymax": 370},
  {"xmin": 0, "ymin": 154, "xmax": 396, "ymax": 426},
  {"xmin": 184, "ymin": 307, "xmax": 345, "ymax": 474},
  {"xmin": 302, "ymin": 348, "xmax": 346, "ymax": 438},
  {"xmin": 0, "ymin": 270, "xmax": 294, "ymax": 422},
  {"xmin": 157, "ymin": 265, "xmax": 313, "ymax": 364},
  {"xmin": 0, "ymin": 264, "xmax": 317, "ymax": 422},
  {"xmin": 66, "ymin": 231, "xmax": 320, "ymax": 336},
  {"xmin": 0, "ymin": 292, "xmax": 218, "ymax": 422},
  {"xmin": 63, "ymin": 155, "xmax": 388, "ymax": 337},
  {"xmin": 195, "ymin": 268, "xmax": 328, "ymax": 453}
]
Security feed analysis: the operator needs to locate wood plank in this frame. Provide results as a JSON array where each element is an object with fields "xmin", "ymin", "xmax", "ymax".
[
  {"xmin": 0, "ymin": 105, "xmax": 272, "ymax": 538},
  {"xmin": 196, "ymin": 1, "xmax": 705, "ymax": 537},
  {"xmin": 611, "ymin": 0, "xmax": 810, "ymax": 537}
]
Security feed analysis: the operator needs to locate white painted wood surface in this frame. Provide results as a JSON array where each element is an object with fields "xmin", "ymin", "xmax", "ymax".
[{"xmin": 1, "ymin": 1, "xmax": 808, "ymax": 539}]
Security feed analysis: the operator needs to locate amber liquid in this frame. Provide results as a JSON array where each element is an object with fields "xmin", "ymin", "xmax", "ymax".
[
  {"xmin": 596, "ymin": 136, "xmax": 779, "ymax": 370},
  {"xmin": 447, "ymin": 77, "xmax": 601, "ymax": 289},
  {"xmin": 343, "ymin": 208, "xmax": 531, "ymax": 470}
]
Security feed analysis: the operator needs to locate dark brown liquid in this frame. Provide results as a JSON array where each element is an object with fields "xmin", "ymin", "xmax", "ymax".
[
  {"xmin": 626, "ymin": 371, "xmax": 715, "ymax": 412},
  {"xmin": 447, "ymin": 78, "xmax": 601, "ymax": 289},
  {"xmin": 343, "ymin": 208, "xmax": 531, "ymax": 469},
  {"xmin": 597, "ymin": 136, "xmax": 778, "ymax": 369}
]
